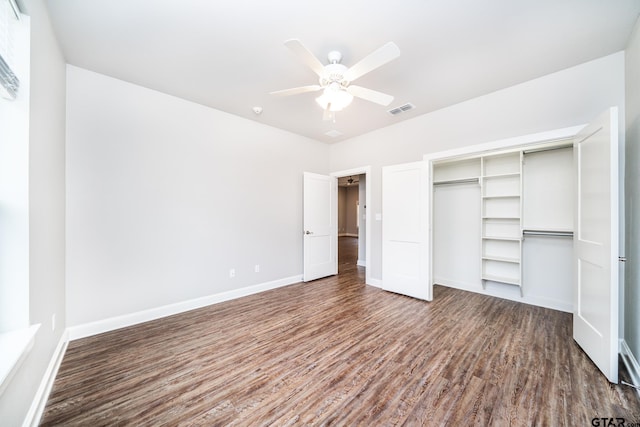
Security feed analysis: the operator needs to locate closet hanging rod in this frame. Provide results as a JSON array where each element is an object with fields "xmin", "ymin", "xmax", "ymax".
[
  {"xmin": 522, "ymin": 143, "xmax": 573, "ymax": 155},
  {"xmin": 522, "ymin": 229, "xmax": 573, "ymax": 237},
  {"xmin": 433, "ymin": 178, "xmax": 479, "ymax": 186}
]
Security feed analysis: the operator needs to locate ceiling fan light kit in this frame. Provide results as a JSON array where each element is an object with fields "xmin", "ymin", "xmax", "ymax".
[
  {"xmin": 270, "ymin": 39, "xmax": 400, "ymax": 120},
  {"xmin": 315, "ymin": 82, "xmax": 353, "ymax": 112}
]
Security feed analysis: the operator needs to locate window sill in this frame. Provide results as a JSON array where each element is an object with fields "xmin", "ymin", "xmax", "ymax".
[{"xmin": 0, "ymin": 324, "xmax": 40, "ymax": 396}]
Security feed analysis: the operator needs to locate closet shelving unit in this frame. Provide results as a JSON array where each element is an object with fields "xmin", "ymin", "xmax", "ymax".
[{"xmin": 480, "ymin": 152, "xmax": 523, "ymax": 294}]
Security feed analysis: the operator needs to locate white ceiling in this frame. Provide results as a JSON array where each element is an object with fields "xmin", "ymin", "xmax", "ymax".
[{"xmin": 44, "ymin": 0, "xmax": 640, "ymax": 143}]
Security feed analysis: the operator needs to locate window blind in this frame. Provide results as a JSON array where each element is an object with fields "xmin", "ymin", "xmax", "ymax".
[{"xmin": 0, "ymin": 0, "xmax": 20, "ymax": 99}]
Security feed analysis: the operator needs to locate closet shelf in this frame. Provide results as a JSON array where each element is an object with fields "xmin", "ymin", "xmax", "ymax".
[
  {"xmin": 482, "ymin": 274, "xmax": 521, "ymax": 286},
  {"xmin": 482, "ymin": 255, "xmax": 520, "ymax": 264},
  {"xmin": 482, "ymin": 172, "xmax": 520, "ymax": 179}
]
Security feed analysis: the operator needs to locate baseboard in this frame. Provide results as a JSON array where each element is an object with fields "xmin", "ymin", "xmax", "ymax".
[
  {"xmin": 620, "ymin": 339, "xmax": 640, "ymax": 389},
  {"xmin": 67, "ymin": 275, "xmax": 303, "ymax": 340},
  {"xmin": 434, "ymin": 277, "xmax": 573, "ymax": 313},
  {"xmin": 367, "ymin": 277, "xmax": 382, "ymax": 288},
  {"xmin": 357, "ymin": 259, "xmax": 366, "ymax": 267},
  {"xmin": 24, "ymin": 329, "xmax": 68, "ymax": 427}
]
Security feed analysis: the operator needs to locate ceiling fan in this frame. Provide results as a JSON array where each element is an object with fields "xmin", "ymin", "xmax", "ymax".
[{"xmin": 270, "ymin": 39, "xmax": 400, "ymax": 121}]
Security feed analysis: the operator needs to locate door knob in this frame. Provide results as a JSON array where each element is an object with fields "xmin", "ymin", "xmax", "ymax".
[{"xmin": 305, "ymin": 230, "xmax": 313, "ymax": 235}]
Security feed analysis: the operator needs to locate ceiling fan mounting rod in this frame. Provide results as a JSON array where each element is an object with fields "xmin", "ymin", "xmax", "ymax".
[{"xmin": 327, "ymin": 50, "xmax": 342, "ymax": 64}]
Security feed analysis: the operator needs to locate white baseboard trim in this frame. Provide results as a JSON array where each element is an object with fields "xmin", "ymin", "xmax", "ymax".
[
  {"xmin": 434, "ymin": 277, "xmax": 573, "ymax": 313},
  {"xmin": 24, "ymin": 329, "xmax": 68, "ymax": 427},
  {"xmin": 367, "ymin": 277, "xmax": 382, "ymax": 288},
  {"xmin": 620, "ymin": 339, "xmax": 640, "ymax": 389},
  {"xmin": 343, "ymin": 233, "xmax": 358, "ymax": 238},
  {"xmin": 357, "ymin": 259, "xmax": 366, "ymax": 267},
  {"xmin": 68, "ymin": 275, "xmax": 303, "ymax": 340}
]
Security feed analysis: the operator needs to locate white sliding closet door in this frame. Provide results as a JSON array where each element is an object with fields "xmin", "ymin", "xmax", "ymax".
[
  {"xmin": 573, "ymin": 107, "xmax": 619, "ymax": 383},
  {"xmin": 382, "ymin": 162, "xmax": 430, "ymax": 300}
]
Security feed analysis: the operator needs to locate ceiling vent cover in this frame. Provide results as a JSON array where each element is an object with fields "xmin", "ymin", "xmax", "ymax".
[
  {"xmin": 325, "ymin": 130, "xmax": 343, "ymax": 138},
  {"xmin": 388, "ymin": 103, "xmax": 415, "ymax": 116}
]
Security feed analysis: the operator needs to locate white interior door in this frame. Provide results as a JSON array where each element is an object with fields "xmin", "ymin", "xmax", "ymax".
[
  {"xmin": 382, "ymin": 162, "xmax": 431, "ymax": 300},
  {"xmin": 303, "ymin": 172, "xmax": 337, "ymax": 282},
  {"xmin": 573, "ymin": 107, "xmax": 619, "ymax": 383}
]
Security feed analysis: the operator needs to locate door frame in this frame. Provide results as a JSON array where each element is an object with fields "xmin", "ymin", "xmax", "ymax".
[
  {"xmin": 423, "ymin": 125, "xmax": 585, "ymax": 302},
  {"xmin": 331, "ymin": 166, "xmax": 372, "ymax": 286}
]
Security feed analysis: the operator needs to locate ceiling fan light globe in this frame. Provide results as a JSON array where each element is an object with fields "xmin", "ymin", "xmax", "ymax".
[{"xmin": 315, "ymin": 86, "xmax": 353, "ymax": 112}]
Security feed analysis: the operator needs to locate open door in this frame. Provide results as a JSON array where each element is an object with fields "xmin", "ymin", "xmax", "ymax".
[
  {"xmin": 303, "ymin": 172, "xmax": 337, "ymax": 282},
  {"xmin": 382, "ymin": 162, "xmax": 431, "ymax": 300},
  {"xmin": 573, "ymin": 107, "xmax": 619, "ymax": 383}
]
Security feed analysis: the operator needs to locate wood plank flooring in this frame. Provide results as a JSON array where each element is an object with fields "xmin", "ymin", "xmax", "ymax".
[{"xmin": 41, "ymin": 237, "xmax": 640, "ymax": 426}]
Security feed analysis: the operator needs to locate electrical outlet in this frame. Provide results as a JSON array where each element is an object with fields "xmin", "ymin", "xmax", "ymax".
[
  {"xmin": 51, "ymin": 313, "xmax": 56, "ymax": 332},
  {"xmin": 254, "ymin": 264, "xmax": 260, "ymax": 273},
  {"xmin": 229, "ymin": 268, "xmax": 235, "ymax": 278}
]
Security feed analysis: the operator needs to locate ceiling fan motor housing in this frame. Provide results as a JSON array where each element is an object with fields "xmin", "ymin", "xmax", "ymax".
[{"xmin": 320, "ymin": 63, "xmax": 349, "ymax": 88}]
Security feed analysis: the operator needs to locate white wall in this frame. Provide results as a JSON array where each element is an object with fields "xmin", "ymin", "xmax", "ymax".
[
  {"xmin": 330, "ymin": 52, "xmax": 625, "ymax": 281},
  {"xmin": 625, "ymin": 16, "xmax": 640, "ymax": 371},
  {"xmin": 65, "ymin": 66, "xmax": 329, "ymax": 328},
  {"xmin": 0, "ymin": 0, "xmax": 67, "ymax": 424}
]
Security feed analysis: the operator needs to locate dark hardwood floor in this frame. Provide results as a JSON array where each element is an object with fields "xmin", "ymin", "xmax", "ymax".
[{"xmin": 41, "ymin": 237, "xmax": 640, "ymax": 426}]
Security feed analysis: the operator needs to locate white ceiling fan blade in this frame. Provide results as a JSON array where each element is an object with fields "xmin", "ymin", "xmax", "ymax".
[
  {"xmin": 269, "ymin": 85, "xmax": 322, "ymax": 96},
  {"xmin": 347, "ymin": 85, "xmax": 394, "ymax": 106},
  {"xmin": 343, "ymin": 42, "xmax": 400, "ymax": 82},
  {"xmin": 284, "ymin": 39, "xmax": 325, "ymax": 77}
]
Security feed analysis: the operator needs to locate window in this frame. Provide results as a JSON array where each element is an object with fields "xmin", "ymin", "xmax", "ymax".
[
  {"xmin": 0, "ymin": 0, "xmax": 36, "ymax": 395},
  {"xmin": 0, "ymin": 0, "xmax": 20, "ymax": 99}
]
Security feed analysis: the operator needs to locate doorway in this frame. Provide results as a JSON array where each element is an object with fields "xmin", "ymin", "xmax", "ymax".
[
  {"xmin": 337, "ymin": 174, "xmax": 364, "ymax": 277},
  {"xmin": 331, "ymin": 167, "xmax": 371, "ymax": 285}
]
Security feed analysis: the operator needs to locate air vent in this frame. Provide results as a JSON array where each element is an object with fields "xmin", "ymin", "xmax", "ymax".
[
  {"xmin": 325, "ymin": 130, "xmax": 343, "ymax": 138},
  {"xmin": 388, "ymin": 103, "xmax": 415, "ymax": 116}
]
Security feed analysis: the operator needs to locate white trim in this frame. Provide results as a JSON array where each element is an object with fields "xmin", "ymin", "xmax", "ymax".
[
  {"xmin": 368, "ymin": 277, "xmax": 382, "ymax": 288},
  {"xmin": 620, "ymin": 339, "xmax": 640, "ymax": 390},
  {"xmin": 433, "ymin": 276, "xmax": 481, "ymax": 292},
  {"xmin": 331, "ymin": 166, "xmax": 372, "ymax": 286},
  {"xmin": 434, "ymin": 279, "xmax": 573, "ymax": 313},
  {"xmin": 357, "ymin": 259, "xmax": 366, "ymax": 267},
  {"xmin": 68, "ymin": 275, "xmax": 303, "ymax": 340},
  {"xmin": 423, "ymin": 125, "xmax": 584, "ymax": 164},
  {"xmin": 343, "ymin": 233, "xmax": 358, "ymax": 238},
  {"xmin": 0, "ymin": 324, "xmax": 39, "ymax": 397},
  {"xmin": 24, "ymin": 330, "xmax": 68, "ymax": 427}
]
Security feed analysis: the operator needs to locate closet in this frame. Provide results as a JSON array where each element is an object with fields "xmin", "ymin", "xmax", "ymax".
[
  {"xmin": 383, "ymin": 108, "xmax": 619, "ymax": 382},
  {"xmin": 432, "ymin": 143, "xmax": 574, "ymax": 311}
]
